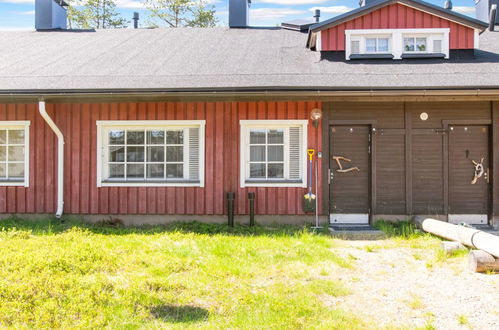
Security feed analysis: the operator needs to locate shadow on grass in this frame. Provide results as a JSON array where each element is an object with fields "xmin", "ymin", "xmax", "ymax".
[
  {"xmin": 0, "ymin": 216, "xmax": 331, "ymax": 237},
  {"xmin": 150, "ymin": 305, "xmax": 209, "ymax": 323}
]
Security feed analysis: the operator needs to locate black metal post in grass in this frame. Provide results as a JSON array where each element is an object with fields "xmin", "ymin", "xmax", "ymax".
[
  {"xmin": 248, "ymin": 192, "xmax": 256, "ymax": 227},
  {"xmin": 227, "ymin": 192, "xmax": 235, "ymax": 227}
]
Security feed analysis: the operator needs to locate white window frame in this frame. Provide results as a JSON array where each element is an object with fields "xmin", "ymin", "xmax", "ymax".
[
  {"xmin": 240, "ymin": 120, "xmax": 308, "ymax": 188},
  {"xmin": 0, "ymin": 121, "xmax": 30, "ymax": 187},
  {"xmin": 346, "ymin": 28, "xmax": 450, "ymax": 60},
  {"xmin": 96, "ymin": 120, "xmax": 205, "ymax": 187}
]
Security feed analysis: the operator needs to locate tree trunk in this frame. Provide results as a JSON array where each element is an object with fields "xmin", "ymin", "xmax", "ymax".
[
  {"xmin": 417, "ymin": 218, "xmax": 499, "ymax": 258},
  {"xmin": 468, "ymin": 250, "xmax": 499, "ymax": 273}
]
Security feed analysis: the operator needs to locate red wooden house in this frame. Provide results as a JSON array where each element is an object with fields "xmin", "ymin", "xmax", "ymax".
[{"xmin": 0, "ymin": 0, "xmax": 499, "ymax": 228}]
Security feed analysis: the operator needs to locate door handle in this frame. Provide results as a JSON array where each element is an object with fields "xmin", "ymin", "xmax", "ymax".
[
  {"xmin": 485, "ymin": 168, "xmax": 490, "ymax": 183},
  {"xmin": 329, "ymin": 168, "xmax": 334, "ymax": 184}
]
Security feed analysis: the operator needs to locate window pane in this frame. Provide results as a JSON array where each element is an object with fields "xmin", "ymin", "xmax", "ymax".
[
  {"xmin": 250, "ymin": 130, "xmax": 266, "ymax": 144},
  {"xmin": 166, "ymin": 164, "xmax": 183, "ymax": 178},
  {"xmin": 127, "ymin": 164, "xmax": 144, "ymax": 178},
  {"xmin": 0, "ymin": 164, "xmax": 5, "ymax": 177},
  {"xmin": 351, "ymin": 40, "xmax": 360, "ymax": 54},
  {"xmin": 404, "ymin": 38, "xmax": 415, "ymax": 52},
  {"xmin": 267, "ymin": 146, "xmax": 283, "ymax": 162},
  {"xmin": 250, "ymin": 163, "xmax": 266, "ymax": 178},
  {"xmin": 127, "ymin": 131, "xmax": 144, "ymax": 144},
  {"xmin": 147, "ymin": 146, "xmax": 164, "ymax": 162},
  {"xmin": 109, "ymin": 164, "xmax": 124, "ymax": 178},
  {"xmin": 268, "ymin": 129, "xmax": 284, "ymax": 144},
  {"xmin": 9, "ymin": 130, "xmax": 24, "ymax": 144},
  {"xmin": 268, "ymin": 164, "xmax": 284, "ymax": 178},
  {"xmin": 166, "ymin": 146, "xmax": 183, "ymax": 162},
  {"xmin": 433, "ymin": 40, "xmax": 442, "ymax": 53},
  {"xmin": 8, "ymin": 146, "xmax": 24, "ymax": 162},
  {"xmin": 109, "ymin": 146, "xmax": 125, "ymax": 162},
  {"xmin": 0, "ymin": 131, "xmax": 6, "ymax": 144},
  {"xmin": 416, "ymin": 38, "xmax": 427, "ymax": 52},
  {"xmin": 109, "ymin": 130, "xmax": 125, "ymax": 145},
  {"xmin": 378, "ymin": 38, "xmax": 389, "ymax": 52},
  {"xmin": 0, "ymin": 146, "xmax": 5, "ymax": 161},
  {"xmin": 366, "ymin": 38, "xmax": 376, "ymax": 52},
  {"xmin": 250, "ymin": 146, "xmax": 265, "ymax": 162},
  {"xmin": 166, "ymin": 131, "xmax": 183, "ymax": 144},
  {"xmin": 147, "ymin": 164, "xmax": 164, "ymax": 179},
  {"xmin": 147, "ymin": 130, "xmax": 165, "ymax": 144},
  {"xmin": 126, "ymin": 146, "xmax": 145, "ymax": 162},
  {"xmin": 8, "ymin": 163, "xmax": 24, "ymax": 178}
]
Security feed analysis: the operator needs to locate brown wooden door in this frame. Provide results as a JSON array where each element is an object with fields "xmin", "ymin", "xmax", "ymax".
[
  {"xmin": 329, "ymin": 125, "xmax": 370, "ymax": 223},
  {"xmin": 448, "ymin": 125, "xmax": 490, "ymax": 222}
]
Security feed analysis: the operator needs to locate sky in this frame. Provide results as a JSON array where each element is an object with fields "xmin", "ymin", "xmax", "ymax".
[{"xmin": 0, "ymin": 0, "xmax": 478, "ymax": 30}]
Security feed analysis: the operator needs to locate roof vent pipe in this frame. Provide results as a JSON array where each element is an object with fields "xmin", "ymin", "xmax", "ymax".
[
  {"xmin": 38, "ymin": 100, "xmax": 65, "ymax": 218},
  {"xmin": 490, "ymin": 4, "xmax": 497, "ymax": 31},
  {"xmin": 133, "ymin": 12, "xmax": 139, "ymax": 29},
  {"xmin": 444, "ymin": 0, "xmax": 452, "ymax": 10},
  {"xmin": 314, "ymin": 9, "xmax": 321, "ymax": 22}
]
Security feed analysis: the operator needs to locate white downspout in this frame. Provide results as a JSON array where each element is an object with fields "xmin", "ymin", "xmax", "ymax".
[{"xmin": 38, "ymin": 100, "xmax": 64, "ymax": 218}]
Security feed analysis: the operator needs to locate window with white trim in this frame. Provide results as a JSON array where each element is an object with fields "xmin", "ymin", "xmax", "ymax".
[
  {"xmin": 97, "ymin": 121, "xmax": 205, "ymax": 187},
  {"xmin": 0, "ymin": 121, "xmax": 30, "ymax": 187},
  {"xmin": 240, "ymin": 120, "xmax": 307, "ymax": 187}
]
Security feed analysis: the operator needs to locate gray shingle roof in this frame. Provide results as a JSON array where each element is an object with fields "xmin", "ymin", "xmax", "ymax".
[{"xmin": 0, "ymin": 27, "xmax": 498, "ymax": 92}]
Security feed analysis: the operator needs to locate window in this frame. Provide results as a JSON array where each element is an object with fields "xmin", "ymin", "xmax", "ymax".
[
  {"xmin": 0, "ymin": 121, "xmax": 30, "ymax": 187},
  {"xmin": 365, "ymin": 37, "xmax": 389, "ymax": 53},
  {"xmin": 345, "ymin": 28, "xmax": 450, "ymax": 60},
  {"xmin": 240, "ymin": 120, "xmax": 307, "ymax": 187},
  {"xmin": 404, "ymin": 37, "xmax": 427, "ymax": 52},
  {"xmin": 97, "ymin": 121, "xmax": 205, "ymax": 187}
]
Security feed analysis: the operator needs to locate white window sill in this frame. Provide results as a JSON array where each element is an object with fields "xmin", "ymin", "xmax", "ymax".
[
  {"xmin": 242, "ymin": 180, "xmax": 305, "ymax": 188},
  {"xmin": 99, "ymin": 180, "xmax": 203, "ymax": 187},
  {"xmin": 0, "ymin": 180, "xmax": 27, "ymax": 187}
]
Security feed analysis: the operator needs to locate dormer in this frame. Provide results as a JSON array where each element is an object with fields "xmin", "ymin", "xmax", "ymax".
[{"xmin": 307, "ymin": 0, "xmax": 488, "ymax": 60}]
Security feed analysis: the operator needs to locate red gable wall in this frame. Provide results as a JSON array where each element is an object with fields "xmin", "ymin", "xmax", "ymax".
[{"xmin": 321, "ymin": 3, "xmax": 475, "ymax": 51}]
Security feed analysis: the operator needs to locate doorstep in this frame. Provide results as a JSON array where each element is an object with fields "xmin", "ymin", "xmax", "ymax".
[{"xmin": 328, "ymin": 224, "xmax": 386, "ymax": 240}]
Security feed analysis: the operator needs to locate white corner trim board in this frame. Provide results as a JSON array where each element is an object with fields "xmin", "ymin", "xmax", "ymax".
[{"xmin": 345, "ymin": 28, "xmax": 450, "ymax": 60}]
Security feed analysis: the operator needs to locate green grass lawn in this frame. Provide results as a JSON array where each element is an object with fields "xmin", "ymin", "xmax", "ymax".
[{"xmin": 0, "ymin": 218, "xmax": 364, "ymax": 329}]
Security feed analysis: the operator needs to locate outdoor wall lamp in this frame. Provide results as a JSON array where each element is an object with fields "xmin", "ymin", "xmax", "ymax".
[{"xmin": 310, "ymin": 108, "xmax": 323, "ymax": 128}]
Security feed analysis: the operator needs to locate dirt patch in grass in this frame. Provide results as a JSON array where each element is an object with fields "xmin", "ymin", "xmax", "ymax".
[{"xmin": 328, "ymin": 240, "xmax": 499, "ymax": 329}]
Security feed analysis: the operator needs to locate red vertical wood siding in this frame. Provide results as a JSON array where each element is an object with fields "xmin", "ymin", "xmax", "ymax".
[
  {"xmin": 321, "ymin": 3, "xmax": 475, "ymax": 51},
  {"xmin": 0, "ymin": 101, "xmax": 322, "ymax": 216}
]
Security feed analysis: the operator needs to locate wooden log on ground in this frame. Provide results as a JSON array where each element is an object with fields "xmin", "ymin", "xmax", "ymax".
[
  {"xmin": 468, "ymin": 250, "xmax": 499, "ymax": 273},
  {"xmin": 417, "ymin": 218, "xmax": 499, "ymax": 258},
  {"xmin": 441, "ymin": 241, "xmax": 466, "ymax": 255}
]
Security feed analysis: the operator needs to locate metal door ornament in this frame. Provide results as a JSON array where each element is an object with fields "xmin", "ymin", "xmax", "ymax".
[
  {"xmin": 471, "ymin": 158, "xmax": 485, "ymax": 184},
  {"xmin": 333, "ymin": 156, "xmax": 360, "ymax": 173}
]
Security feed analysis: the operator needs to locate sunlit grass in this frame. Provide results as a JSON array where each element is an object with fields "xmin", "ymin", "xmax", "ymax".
[{"xmin": 0, "ymin": 217, "xmax": 362, "ymax": 329}]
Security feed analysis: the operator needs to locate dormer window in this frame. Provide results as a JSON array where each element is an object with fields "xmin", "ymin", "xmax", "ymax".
[
  {"xmin": 366, "ymin": 37, "xmax": 389, "ymax": 53},
  {"xmin": 345, "ymin": 28, "xmax": 450, "ymax": 60},
  {"xmin": 403, "ymin": 37, "xmax": 426, "ymax": 52}
]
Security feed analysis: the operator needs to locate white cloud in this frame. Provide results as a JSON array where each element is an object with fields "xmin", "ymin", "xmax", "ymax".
[
  {"xmin": 256, "ymin": 0, "xmax": 330, "ymax": 4},
  {"xmin": 115, "ymin": 0, "xmax": 144, "ymax": 9},
  {"xmin": 251, "ymin": 8, "xmax": 306, "ymax": 21},
  {"xmin": 310, "ymin": 6, "xmax": 353, "ymax": 15},
  {"xmin": 18, "ymin": 10, "xmax": 35, "ymax": 15},
  {"xmin": 453, "ymin": 6, "xmax": 475, "ymax": 14}
]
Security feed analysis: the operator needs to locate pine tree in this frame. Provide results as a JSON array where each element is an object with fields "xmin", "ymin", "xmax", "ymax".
[
  {"xmin": 144, "ymin": 0, "xmax": 217, "ymax": 28},
  {"xmin": 67, "ymin": 0, "xmax": 129, "ymax": 29}
]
